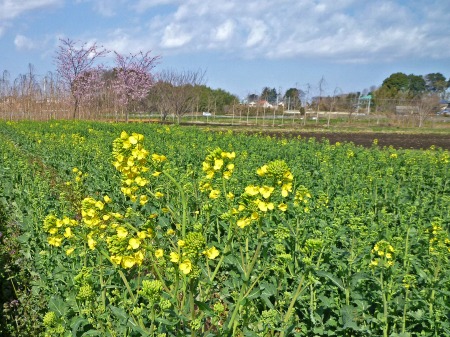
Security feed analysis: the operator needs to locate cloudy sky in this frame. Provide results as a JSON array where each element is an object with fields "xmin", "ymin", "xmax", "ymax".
[{"xmin": 1, "ymin": 0, "xmax": 449, "ymax": 98}]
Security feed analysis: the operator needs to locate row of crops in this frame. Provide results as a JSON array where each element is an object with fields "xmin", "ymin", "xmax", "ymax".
[{"xmin": 0, "ymin": 120, "xmax": 449, "ymax": 337}]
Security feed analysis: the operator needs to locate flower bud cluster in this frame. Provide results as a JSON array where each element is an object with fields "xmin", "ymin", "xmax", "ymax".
[
  {"xmin": 257, "ymin": 160, "xmax": 293, "ymax": 197},
  {"xmin": 168, "ymin": 231, "xmax": 219, "ymax": 275},
  {"xmin": 43, "ymin": 311, "xmax": 65, "ymax": 336},
  {"xmin": 139, "ymin": 279, "xmax": 163, "ymax": 304}
]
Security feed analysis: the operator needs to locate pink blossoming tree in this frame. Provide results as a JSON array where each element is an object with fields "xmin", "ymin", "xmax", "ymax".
[
  {"xmin": 55, "ymin": 38, "xmax": 109, "ymax": 118},
  {"xmin": 112, "ymin": 51, "xmax": 160, "ymax": 122}
]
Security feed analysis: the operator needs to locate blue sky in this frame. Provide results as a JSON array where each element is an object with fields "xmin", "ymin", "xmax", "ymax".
[{"xmin": 1, "ymin": 0, "xmax": 449, "ymax": 99}]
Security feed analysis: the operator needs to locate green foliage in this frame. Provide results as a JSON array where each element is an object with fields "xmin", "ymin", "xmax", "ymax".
[
  {"xmin": 193, "ymin": 85, "xmax": 239, "ymax": 114},
  {"xmin": 0, "ymin": 120, "xmax": 449, "ymax": 336}
]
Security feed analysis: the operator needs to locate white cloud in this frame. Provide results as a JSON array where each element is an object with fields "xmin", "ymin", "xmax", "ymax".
[
  {"xmin": 213, "ymin": 20, "xmax": 235, "ymax": 42},
  {"xmin": 133, "ymin": 0, "xmax": 181, "ymax": 13},
  {"xmin": 0, "ymin": 0, "xmax": 62, "ymax": 20},
  {"xmin": 245, "ymin": 20, "xmax": 268, "ymax": 48},
  {"xmin": 161, "ymin": 23, "xmax": 192, "ymax": 48},
  {"xmin": 96, "ymin": 0, "xmax": 450, "ymax": 62},
  {"xmin": 14, "ymin": 34, "xmax": 35, "ymax": 50},
  {"xmin": 76, "ymin": 0, "xmax": 127, "ymax": 17}
]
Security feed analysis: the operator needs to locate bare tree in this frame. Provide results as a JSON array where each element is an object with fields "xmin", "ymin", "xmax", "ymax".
[
  {"xmin": 327, "ymin": 87, "xmax": 342, "ymax": 127},
  {"xmin": 315, "ymin": 76, "xmax": 326, "ymax": 124},
  {"xmin": 150, "ymin": 69, "xmax": 206, "ymax": 123},
  {"xmin": 416, "ymin": 94, "xmax": 440, "ymax": 128}
]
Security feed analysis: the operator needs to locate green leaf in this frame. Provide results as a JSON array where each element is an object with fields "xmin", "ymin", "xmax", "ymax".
[
  {"xmin": 350, "ymin": 272, "xmax": 368, "ymax": 287},
  {"xmin": 16, "ymin": 232, "xmax": 31, "ymax": 244},
  {"xmin": 156, "ymin": 317, "xmax": 180, "ymax": 326},
  {"xmin": 195, "ymin": 300, "xmax": 214, "ymax": 315},
  {"xmin": 70, "ymin": 316, "xmax": 89, "ymax": 336},
  {"xmin": 316, "ymin": 270, "xmax": 344, "ymax": 291},
  {"xmin": 109, "ymin": 305, "xmax": 129, "ymax": 322},
  {"xmin": 341, "ymin": 305, "xmax": 359, "ymax": 330},
  {"xmin": 260, "ymin": 281, "xmax": 277, "ymax": 297},
  {"xmin": 81, "ymin": 330, "xmax": 102, "ymax": 336},
  {"xmin": 48, "ymin": 296, "xmax": 68, "ymax": 317},
  {"xmin": 246, "ymin": 287, "xmax": 261, "ymax": 300},
  {"xmin": 261, "ymin": 294, "xmax": 274, "ymax": 309}
]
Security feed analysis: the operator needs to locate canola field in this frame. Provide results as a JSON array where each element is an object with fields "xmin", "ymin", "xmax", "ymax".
[{"xmin": 0, "ymin": 120, "xmax": 449, "ymax": 337}]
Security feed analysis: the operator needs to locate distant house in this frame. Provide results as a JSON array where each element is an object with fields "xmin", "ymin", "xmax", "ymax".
[{"xmin": 247, "ymin": 100, "xmax": 273, "ymax": 108}]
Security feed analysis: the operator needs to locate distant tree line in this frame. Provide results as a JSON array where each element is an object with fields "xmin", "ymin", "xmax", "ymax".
[
  {"xmin": 0, "ymin": 38, "xmax": 239, "ymax": 122},
  {"xmin": 1, "ymin": 39, "xmax": 449, "ymax": 127}
]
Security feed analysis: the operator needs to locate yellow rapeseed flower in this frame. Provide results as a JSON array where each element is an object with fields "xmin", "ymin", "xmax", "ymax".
[
  {"xmin": 213, "ymin": 159, "xmax": 224, "ymax": 170},
  {"xmin": 278, "ymin": 203, "xmax": 288, "ymax": 212},
  {"xmin": 117, "ymin": 227, "xmax": 128, "ymax": 238},
  {"xmin": 111, "ymin": 255, "xmax": 122, "ymax": 265},
  {"xmin": 49, "ymin": 227, "xmax": 58, "ymax": 235},
  {"xmin": 259, "ymin": 185, "xmax": 274, "ymax": 199},
  {"xmin": 245, "ymin": 185, "xmax": 260, "ymax": 196},
  {"xmin": 95, "ymin": 200, "xmax": 104, "ymax": 210},
  {"xmin": 209, "ymin": 189, "xmax": 220, "ymax": 199},
  {"xmin": 128, "ymin": 238, "xmax": 141, "ymax": 250},
  {"xmin": 121, "ymin": 256, "xmax": 136, "ymax": 269},
  {"xmin": 152, "ymin": 154, "xmax": 167, "ymax": 163},
  {"xmin": 64, "ymin": 227, "xmax": 73, "ymax": 238},
  {"xmin": 179, "ymin": 259, "xmax": 192, "ymax": 274},
  {"xmin": 203, "ymin": 246, "xmax": 220, "ymax": 260},
  {"xmin": 155, "ymin": 192, "xmax": 164, "ymax": 199},
  {"xmin": 155, "ymin": 249, "xmax": 164, "ymax": 258},
  {"xmin": 170, "ymin": 252, "xmax": 180, "ymax": 263},
  {"xmin": 120, "ymin": 131, "xmax": 129, "ymax": 139},
  {"xmin": 122, "ymin": 140, "xmax": 131, "ymax": 149},
  {"xmin": 48, "ymin": 235, "xmax": 63, "ymax": 247},
  {"xmin": 66, "ymin": 247, "xmax": 75, "ymax": 256},
  {"xmin": 257, "ymin": 200, "xmax": 274, "ymax": 212},
  {"xmin": 140, "ymin": 195, "xmax": 149, "ymax": 205},
  {"xmin": 256, "ymin": 165, "xmax": 268, "ymax": 176},
  {"xmin": 88, "ymin": 237, "xmax": 96, "ymax": 250},
  {"xmin": 128, "ymin": 135, "xmax": 138, "ymax": 145},
  {"xmin": 137, "ymin": 231, "xmax": 147, "ymax": 239},
  {"xmin": 237, "ymin": 218, "xmax": 251, "ymax": 229}
]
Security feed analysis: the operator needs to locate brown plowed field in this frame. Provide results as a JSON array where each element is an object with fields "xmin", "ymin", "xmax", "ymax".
[{"xmin": 270, "ymin": 132, "xmax": 450, "ymax": 150}]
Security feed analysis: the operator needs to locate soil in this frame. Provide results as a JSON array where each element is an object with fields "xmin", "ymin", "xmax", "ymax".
[
  {"xmin": 266, "ymin": 132, "xmax": 450, "ymax": 150},
  {"xmin": 148, "ymin": 120, "xmax": 450, "ymax": 150}
]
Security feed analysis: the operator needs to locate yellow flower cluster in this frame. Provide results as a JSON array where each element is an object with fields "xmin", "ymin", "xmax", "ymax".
[
  {"xmin": 112, "ymin": 131, "xmax": 150, "ymax": 201},
  {"xmin": 370, "ymin": 240, "xmax": 395, "ymax": 268},
  {"xmin": 256, "ymin": 160, "xmax": 293, "ymax": 197},
  {"xmin": 234, "ymin": 161, "xmax": 293, "ymax": 229},
  {"xmin": 107, "ymin": 226, "xmax": 151, "ymax": 269},
  {"xmin": 43, "ymin": 214, "xmax": 78, "ymax": 252},
  {"xmin": 294, "ymin": 185, "xmax": 312, "ymax": 212},
  {"xmin": 200, "ymin": 148, "xmax": 236, "ymax": 199},
  {"xmin": 427, "ymin": 222, "xmax": 450, "ymax": 256}
]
